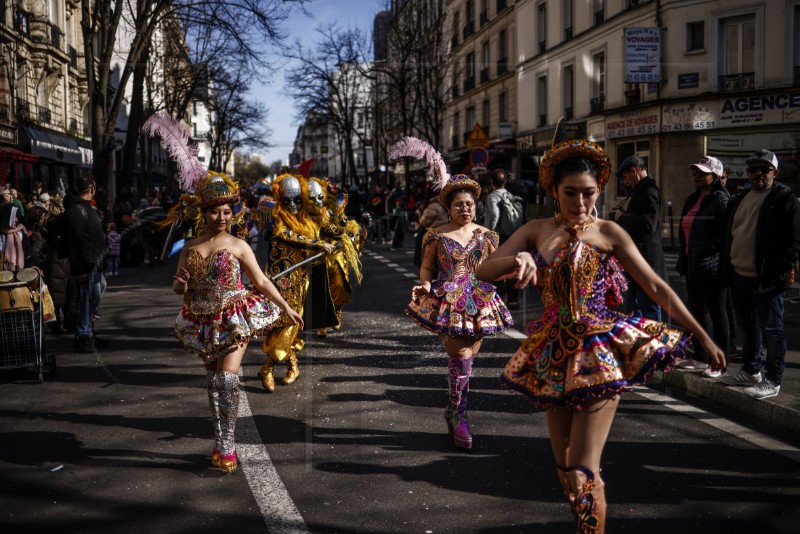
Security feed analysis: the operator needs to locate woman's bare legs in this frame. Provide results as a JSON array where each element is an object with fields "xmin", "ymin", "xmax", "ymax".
[
  {"xmin": 547, "ymin": 395, "xmax": 620, "ymax": 533},
  {"xmin": 440, "ymin": 336, "xmax": 483, "ymax": 449}
]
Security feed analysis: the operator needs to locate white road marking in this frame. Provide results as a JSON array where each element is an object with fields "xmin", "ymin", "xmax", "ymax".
[{"xmin": 238, "ymin": 384, "xmax": 311, "ymax": 533}]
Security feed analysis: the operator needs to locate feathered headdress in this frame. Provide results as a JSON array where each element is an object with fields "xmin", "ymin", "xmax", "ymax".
[
  {"xmin": 387, "ymin": 137, "xmax": 450, "ymax": 192},
  {"xmin": 141, "ymin": 112, "xmax": 206, "ymax": 192}
]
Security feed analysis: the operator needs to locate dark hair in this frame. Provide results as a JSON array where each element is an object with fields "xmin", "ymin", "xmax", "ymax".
[
  {"xmin": 76, "ymin": 176, "xmax": 95, "ymax": 194},
  {"xmin": 553, "ymin": 157, "xmax": 599, "ymax": 188},
  {"xmin": 445, "ymin": 188, "xmax": 477, "ymax": 207},
  {"xmin": 490, "ymin": 169, "xmax": 507, "ymax": 188}
]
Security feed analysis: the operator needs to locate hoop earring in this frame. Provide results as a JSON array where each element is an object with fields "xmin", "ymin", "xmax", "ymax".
[
  {"xmin": 591, "ymin": 205, "xmax": 598, "ymax": 221},
  {"xmin": 553, "ymin": 199, "xmax": 562, "ymax": 225}
]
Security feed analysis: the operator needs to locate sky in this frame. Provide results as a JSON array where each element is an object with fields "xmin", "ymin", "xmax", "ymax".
[{"xmin": 249, "ymin": 0, "xmax": 383, "ymax": 166}]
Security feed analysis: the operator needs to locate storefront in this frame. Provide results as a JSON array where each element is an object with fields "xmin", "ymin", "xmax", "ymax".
[
  {"xmin": 0, "ymin": 124, "xmax": 38, "ymax": 190},
  {"xmin": 19, "ymin": 124, "xmax": 83, "ymax": 193}
]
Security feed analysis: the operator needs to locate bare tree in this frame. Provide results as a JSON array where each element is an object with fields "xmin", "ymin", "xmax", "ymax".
[
  {"xmin": 80, "ymin": 0, "xmax": 306, "ymax": 207},
  {"xmin": 283, "ymin": 24, "xmax": 371, "ymax": 185}
]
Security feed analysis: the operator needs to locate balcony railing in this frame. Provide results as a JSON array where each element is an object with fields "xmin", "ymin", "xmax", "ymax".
[
  {"xmin": 719, "ymin": 72, "xmax": 755, "ymax": 92},
  {"xmin": 480, "ymin": 10, "xmax": 489, "ymax": 26},
  {"xmin": 590, "ymin": 96, "xmax": 605, "ymax": 114},
  {"xmin": 564, "ymin": 106, "xmax": 573, "ymax": 120},
  {"xmin": 49, "ymin": 22, "xmax": 61, "ymax": 49},
  {"xmin": 15, "ymin": 97, "xmax": 30, "ymax": 120},
  {"xmin": 497, "ymin": 0, "xmax": 507, "ymax": 12},
  {"xmin": 497, "ymin": 57, "xmax": 507, "ymax": 75},
  {"xmin": 538, "ymin": 40, "xmax": 546, "ymax": 54},
  {"xmin": 69, "ymin": 118, "xmax": 91, "ymax": 139},
  {"xmin": 564, "ymin": 26, "xmax": 573, "ymax": 41},
  {"xmin": 0, "ymin": 103, "xmax": 9, "ymax": 123},
  {"xmin": 36, "ymin": 104, "xmax": 53, "ymax": 125},
  {"xmin": 463, "ymin": 21, "xmax": 474, "ymax": 40},
  {"xmin": 463, "ymin": 77, "xmax": 475, "ymax": 92},
  {"xmin": 480, "ymin": 68, "xmax": 489, "ymax": 84}
]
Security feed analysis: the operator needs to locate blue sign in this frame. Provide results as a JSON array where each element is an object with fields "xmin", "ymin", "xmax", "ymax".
[{"xmin": 469, "ymin": 147, "xmax": 489, "ymax": 167}]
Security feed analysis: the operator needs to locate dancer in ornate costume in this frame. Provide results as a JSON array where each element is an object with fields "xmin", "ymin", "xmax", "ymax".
[
  {"xmin": 389, "ymin": 137, "xmax": 513, "ymax": 450},
  {"xmin": 256, "ymin": 174, "xmax": 336, "ymax": 392},
  {"xmin": 306, "ymin": 177, "xmax": 363, "ymax": 337},
  {"xmin": 172, "ymin": 173, "xmax": 303, "ymax": 473},
  {"xmin": 475, "ymin": 137, "xmax": 725, "ymax": 532},
  {"xmin": 143, "ymin": 113, "xmax": 303, "ymax": 474}
]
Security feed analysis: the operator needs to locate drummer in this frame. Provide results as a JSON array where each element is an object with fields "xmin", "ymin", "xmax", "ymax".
[{"xmin": 0, "ymin": 193, "xmax": 28, "ymax": 272}]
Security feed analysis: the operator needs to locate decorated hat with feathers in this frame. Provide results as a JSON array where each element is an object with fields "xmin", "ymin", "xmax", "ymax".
[{"xmin": 388, "ymin": 136, "xmax": 480, "ymax": 204}]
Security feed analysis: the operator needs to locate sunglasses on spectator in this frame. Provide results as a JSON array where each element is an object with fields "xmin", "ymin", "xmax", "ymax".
[{"xmin": 747, "ymin": 165, "xmax": 775, "ymax": 174}]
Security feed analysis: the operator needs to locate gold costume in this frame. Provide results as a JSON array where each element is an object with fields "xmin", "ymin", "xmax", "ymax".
[{"xmin": 256, "ymin": 175, "xmax": 325, "ymax": 391}]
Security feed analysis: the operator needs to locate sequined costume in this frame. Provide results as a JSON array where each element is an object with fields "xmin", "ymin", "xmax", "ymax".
[
  {"xmin": 502, "ymin": 230, "xmax": 690, "ymax": 408},
  {"xmin": 405, "ymin": 227, "xmax": 513, "ymax": 337},
  {"xmin": 175, "ymin": 249, "xmax": 282, "ymax": 360}
]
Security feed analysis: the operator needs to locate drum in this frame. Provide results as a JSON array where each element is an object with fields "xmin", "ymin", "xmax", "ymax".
[
  {"xmin": 16, "ymin": 268, "xmax": 38, "ymax": 283},
  {"xmin": 0, "ymin": 285, "xmax": 34, "ymax": 310},
  {"xmin": 0, "ymin": 270, "xmax": 14, "ymax": 284}
]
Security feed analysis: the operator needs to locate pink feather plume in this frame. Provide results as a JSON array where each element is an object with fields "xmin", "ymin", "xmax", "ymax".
[
  {"xmin": 141, "ymin": 112, "xmax": 205, "ymax": 192},
  {"xmin": 387, "ymin": 137, "xmax": 450, "ymax": 191}
]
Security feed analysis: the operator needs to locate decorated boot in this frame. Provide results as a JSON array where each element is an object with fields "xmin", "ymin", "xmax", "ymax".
[
  {"xmin": 445, "ymin": 356, "xmax": 473, "ymax": 450},
  {"xmin": 565, "ymin": 465, "xmax": 605, "ymax": 533},
  {"xmin": 214, "ymin": 371, "xmax": 240, "ymax": 473},
  {"xmin": 258, "ymin": 357, "xmax": 277, "ymax": 393},
  {"xmin": 206, "ymin": 370, "xmax": 222, "ymax": 467},
  {"xmin": 282, "ymin": 352, "xmax": 300, "ymax": 385}
]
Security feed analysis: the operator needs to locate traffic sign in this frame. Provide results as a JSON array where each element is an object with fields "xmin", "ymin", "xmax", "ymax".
[
  {"xmin": 469, "ymin": 146, "xmax": 489, "ymax": 167},
  {"xmin": 466, "ymin": 123, "xmax": 489, "ymax": 148}
]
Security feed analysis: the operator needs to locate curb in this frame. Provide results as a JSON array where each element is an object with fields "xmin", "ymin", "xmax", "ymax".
[{"xmin": 648, "ymin": 368, "xmax": 800, "ymax": 435}]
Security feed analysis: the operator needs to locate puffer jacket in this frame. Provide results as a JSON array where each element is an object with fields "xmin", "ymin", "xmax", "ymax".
[{"xmin": 677, "ymin": 183, "xmax": 729, "ymax": 278}]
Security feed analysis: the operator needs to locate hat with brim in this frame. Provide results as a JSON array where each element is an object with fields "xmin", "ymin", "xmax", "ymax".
[
  {"xmin": 689, "ymin": 156, "xmax": 723, "ymax": 177},
  {"xmin": 745, "ymin": 149, "xmax": 779, "ymax": 169}
]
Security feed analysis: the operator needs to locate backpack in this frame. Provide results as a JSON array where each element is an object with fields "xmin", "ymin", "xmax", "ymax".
[
  {"xmin": 53, "ymin": 204, "xmax": 87, "ymax": 259},
  {"xmin": 498, "ymin": 190, "xmax": 524, "ymax": 235}
]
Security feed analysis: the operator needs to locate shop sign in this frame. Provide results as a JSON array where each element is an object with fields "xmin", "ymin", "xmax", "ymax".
[
  {"xmin": 498, "ymin": 122, "xmax": 514, "ymax": 139},
  {"xmin": 624, "ymin": 28, "xmax": 661, "ymax": 83},
  {"xmin": 718, "ymin": 92, "xmax": 800, "ymax": 127},
  {"xmin": 606, "ymin": 108, "xmax": 660, "ymax": 139},
  {"xmin": 661, "ymin": 102, "xmax": 716, "ymax": 132},
  {"xmin": 0, "ymin": 125, "xmax": 17, "ymax": 144},
  {"xmin": 678, "ymin": 73, "xmax": 699, "ymax": 89}
]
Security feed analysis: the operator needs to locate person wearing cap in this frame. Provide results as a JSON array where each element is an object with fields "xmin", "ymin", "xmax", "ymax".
[
  {"xmin": 676, "ymin": 156, "xmax": 730, "ymax": 377},
  {"xmin": 718, "ymin": 149, "xmax": 800, "ymax": 399},
  {"xmin": 34, "ymin": 192, "xmax": 51, "ymax": 210},
  {"xmin": 609, "ymin": 155, "xmax": 666, "ymax": 321}
]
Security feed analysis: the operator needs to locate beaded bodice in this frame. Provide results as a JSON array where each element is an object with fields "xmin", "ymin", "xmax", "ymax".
[{"xmin": 184, "ymin": 248, "xmax": 246, "ymax": 316}]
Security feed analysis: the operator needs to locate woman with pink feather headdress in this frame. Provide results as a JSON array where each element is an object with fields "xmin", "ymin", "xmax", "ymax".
[
  {"xmin": 388, "ymin": 137, "xmax": 513, "ymax": 451},
  {"xmin": 142, "ymin": 113, "xmax": 304, "ymax": 474}
]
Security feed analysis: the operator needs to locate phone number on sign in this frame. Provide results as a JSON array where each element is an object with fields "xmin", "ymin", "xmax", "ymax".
[{"xmin": 662, "ymin": 121, "xmax": 715, "ymax": 132}]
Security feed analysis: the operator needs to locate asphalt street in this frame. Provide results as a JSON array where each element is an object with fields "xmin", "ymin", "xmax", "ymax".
[{"xmin": 1, "ymin": 239, "xmax": 799, "ymax": 533}]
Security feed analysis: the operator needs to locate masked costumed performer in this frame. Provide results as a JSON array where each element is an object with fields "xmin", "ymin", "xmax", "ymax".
[
  {"xmin": 142, "ymin": 113, "xmax": 304, "ymax": 474},
  {"xmin": 474, "ymin": 136, "xmax": 725, "ymax": 532},
  {"xmin": 258, "ymin": 174, "xmax": 336, "ymax": 392},
  {"xmin": 306, "ymin": 177, "xmax": 363, "ymax": 337},
  {"xmin": 389, "ymin": 137, "xmax": 514, "ymax": 450}
]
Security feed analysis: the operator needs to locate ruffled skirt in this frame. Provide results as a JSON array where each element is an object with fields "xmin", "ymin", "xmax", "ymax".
[
  {"xmin": 405, "ymin": 276, "xmax": 513, "ymax": 338},
  {"xmin": 175, "ymin": 291, "xmax": 282, "ymax": 360},
  {"xmin": 502, "ymin": 313, "xmax": 689, "ymax": 408}
]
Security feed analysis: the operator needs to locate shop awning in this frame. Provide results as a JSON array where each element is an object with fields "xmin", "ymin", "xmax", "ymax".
[
  {"xmin": 0, "ymin": 146, "xmax": 38, "ymax": 162},
  {"xmin": 20, "ymin": 125, "xmax": 82, "ymax": 165}
]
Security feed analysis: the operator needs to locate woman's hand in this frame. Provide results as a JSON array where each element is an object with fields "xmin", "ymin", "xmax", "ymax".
[
  {"xmin": 173, "ymin": 267, "xmax": 190, "ymax": 293},
  {"xmin": 282, "ymin": 304, "xmax": 305, "ymax": 329},
  {"xmin": 698, "ymin": 335, "xmax": 726, "ymax": 372},
  {"xmin": 322, "ymin": 243, "xmax": 336, "ymax": 254},
  {"xmin": 497, "ymin": 252, "xmax": 537, "ymax": 288},
  {"xmin": 412, "ymin": 282, "xmax": 431, "ymax": 302}
]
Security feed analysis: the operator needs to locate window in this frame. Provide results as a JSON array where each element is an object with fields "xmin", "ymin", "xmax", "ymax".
[
  {"xmin": 466, "ymin": 106, "xmax": 475, "ymax": 139},
  {"xmin": 719, "ymin": 14, "xmax": 755, "ymax": 90},
  {"xmin": 452, "ymin": 11, "xmax": 460, "ymax": 48},
  {"xmin": 591, "ymin": 52, "xmax": 606, "ymax": 113},
  {"xmin": 593, "ymin": 0, "xmax": 604, "ymax": 25},
  {"xmin": 464, "ymin": 52, "xmax": 476, "ymax": 91},
  {"xmin": 482, "ymin": 99, "xmax": 490, "ymax": 134},
  {"xmin": 481, "ymin": 41, "xmax": 491, "ymax": 82},
  {"xmin": 499, "ymin": 91, "xmax": 507, "ymax": 122},
  {"xmin": 480, "ymin": 0, "xmax": 489, "ymax": 25},
  {"xmin": 452, "ymin": 111, "xmax": 460, "ymax": 147},
  {"xmin": 686, "ymin": 21, "xmax": 704, "ymax": 52},
  {"xmin": 537, "ymin": 3, "xmax": 547, "ymax": 53},
  {"xmin": 537, "ymin": 75, "xmax": 547, "ymax": 127},
  {"xmin": 563, "ymin": 65, "xmax": 574, "ymax": 119},
  {"xmin": 497, "ymin": 29, "xmax": 507, "ymax": 74},
  {"xmin": 563, "ymin": 0, "xmax": 573, "ymax": 41}
]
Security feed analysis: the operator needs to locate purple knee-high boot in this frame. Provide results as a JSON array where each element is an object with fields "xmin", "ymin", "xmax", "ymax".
[{"xmin": 445, "ymin": 356, "xmax": 474, "ymax": 450}]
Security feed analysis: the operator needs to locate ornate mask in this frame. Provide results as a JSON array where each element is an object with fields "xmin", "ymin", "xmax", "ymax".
[
  {"xmin": 281, "ymin": 176, "xmax": 302, "ymax": 215},
  {"xmin": 307, "ymin": 180, "xmax": 326, "ymax": 208}
]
